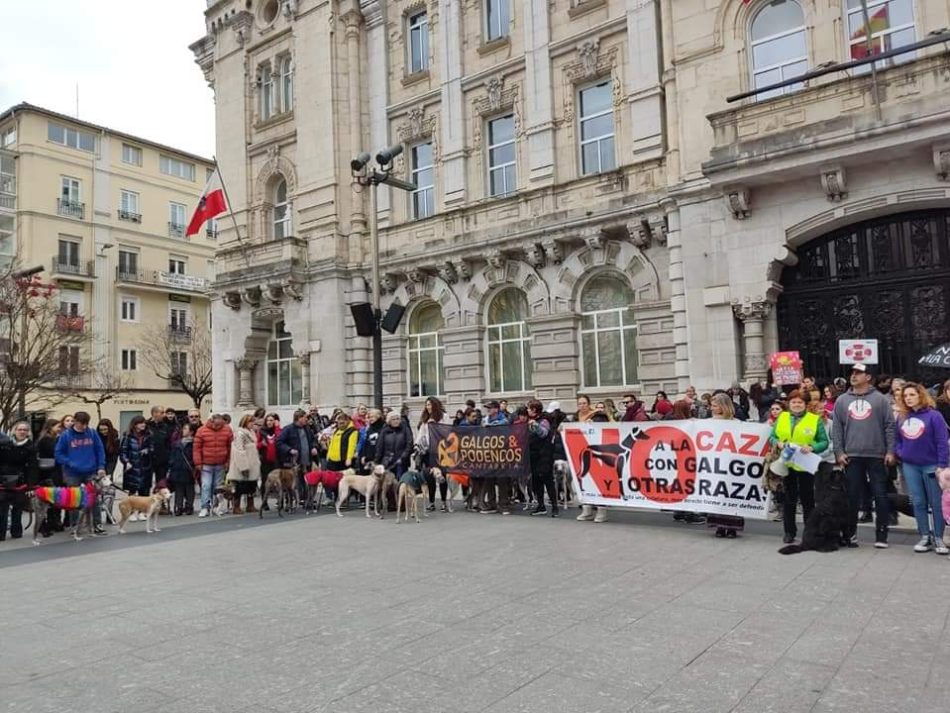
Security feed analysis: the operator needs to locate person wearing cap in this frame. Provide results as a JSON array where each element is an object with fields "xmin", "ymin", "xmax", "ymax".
[
  {"xmin": 769, "ymin": 389, "xmax": 828, "ymax": 544},
  {"xmin": 484, "ymin": 401, "xmax": 509, "ymax": 426},
  {"xmin": 833, "ymin": 363, "xmax": 896, "ymax": 548}
]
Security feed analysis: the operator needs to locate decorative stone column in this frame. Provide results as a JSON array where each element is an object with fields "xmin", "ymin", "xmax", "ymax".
[
  {"xmin": 296, "ymin": 351, "xmax": 311, "ymax": 405},
  {"xmin": 341, "ymin": 6, "xmax": 365, "ymax": 238},
  {"xmin": 732, "ymin": 300, "xmax": 772, "ymax": 384},
  {"xmin": 234, "ymin": 358, "xmax": 258, "ymax": 409}
]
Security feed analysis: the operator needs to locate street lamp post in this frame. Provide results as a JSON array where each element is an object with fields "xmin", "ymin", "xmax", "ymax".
[{"xmin": 351, "ymin": 146, "xmax": 416, "ymax": 409}]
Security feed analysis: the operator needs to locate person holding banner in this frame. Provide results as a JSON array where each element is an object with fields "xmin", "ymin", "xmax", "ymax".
[
  {"xmin": 770, "ymin": 390, "xmax": 828, "ymax": 544},
  {"xmin": 709, "ymin": 393, "xmax": 744, "ymax": 538},
  {"xmin": 527, "ymin": 400, "xmax": 558, "ymax": 518}
]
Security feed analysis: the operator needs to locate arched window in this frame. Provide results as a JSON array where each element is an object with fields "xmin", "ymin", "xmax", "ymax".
[
  {"xmin": 273, "ymin": 178, "xmax": 290, "ymax": 238},
  {"xmin": 580, "ymin": 274, "xmax": 638, "ymax": 387},
  {"xmin": 267, "ymin": 320, "xmax": 302, "ymax": 406},
  {"xmin": 750, "ymin": 0, "xmax": 807, "ymax": 100},
  {"xmin": 407, "ymin": 302, "xmax": 444, "ymax": 397},
  {"xmin": 486, "ymin": 288, "xmax": 531, "ymax": 393}
]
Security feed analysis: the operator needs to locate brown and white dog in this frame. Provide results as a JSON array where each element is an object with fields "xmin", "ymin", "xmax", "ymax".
[
  {"xmin": 260, "ymin": 467, "xmax": 297, "ymax": 518},
  {"xmin": 117, "ymin": 488, "xmax": 171, "ymax": 534},
  {"xmin": 371, "ymin": 464, "xmax": 398, "ymax": 519},
  {"xmin": 336, "ymin": 468, "xmax": 383, "ymax": 518}
]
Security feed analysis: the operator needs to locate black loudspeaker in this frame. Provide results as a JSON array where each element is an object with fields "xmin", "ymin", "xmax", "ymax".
[
  {"xmin": 350, "ymin": 302, "xmax": 376, "ymax": 337},
  {"xmin": 380, "ymin": 302, "xmax": 406, "ymax": 334}
]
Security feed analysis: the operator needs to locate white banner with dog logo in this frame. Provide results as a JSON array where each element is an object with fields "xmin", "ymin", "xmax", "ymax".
[{"xmin": 561, "ymin": 420, "xmax": 773, "ymax": 519}]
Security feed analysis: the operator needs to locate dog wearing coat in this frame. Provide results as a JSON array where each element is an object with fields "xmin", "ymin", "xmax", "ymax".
[
  {"xmin": 395, "ymin": 469, "xmax": 427, "ymax": 523},
  {"xmin": 117, "ymin": 488, "xmax": 171, "ymax": 534}
]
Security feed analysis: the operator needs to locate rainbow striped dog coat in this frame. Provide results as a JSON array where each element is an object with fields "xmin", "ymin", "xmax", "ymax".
[{"xmin": 34, "ymin": 482, "xmax": 97, "ymax": 510}]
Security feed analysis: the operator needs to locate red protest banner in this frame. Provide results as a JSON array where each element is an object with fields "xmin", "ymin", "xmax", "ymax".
[{"xmin": 769, "ymin": 351, "xmax": 803, "ymax": 386}]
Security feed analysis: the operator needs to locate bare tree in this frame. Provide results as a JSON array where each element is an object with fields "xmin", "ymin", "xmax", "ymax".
[
  {"xmin": 138, "ymin": 322, "xmax": 214, "ymax": 409},
  {"xmin": 68, "ymin": 360, "xmax": 133, "ymax": 422},
  {"xmin": 0, "ymin": 263, "xmax": 75, "ymax": 430}
]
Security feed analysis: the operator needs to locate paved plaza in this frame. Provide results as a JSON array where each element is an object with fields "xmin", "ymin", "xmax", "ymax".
[{"xmin": 2, "ymin": 507, "xmax": 950, "ymax": 713}]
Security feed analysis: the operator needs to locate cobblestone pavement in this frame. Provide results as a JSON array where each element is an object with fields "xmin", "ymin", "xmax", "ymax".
[{"xmin": 2, "ymin": 505, "xmax": 949, "ymax": 713}]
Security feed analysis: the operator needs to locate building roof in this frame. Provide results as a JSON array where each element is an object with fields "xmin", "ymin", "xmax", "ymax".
[{"xmin": 0, "ymin": 102, "xmax": 214, "ymax": 166}]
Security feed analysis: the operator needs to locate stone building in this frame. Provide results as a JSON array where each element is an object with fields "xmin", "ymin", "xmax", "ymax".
[{"xmin": 193, "ymin": 0, "xmax": 950, "ymax": 419}]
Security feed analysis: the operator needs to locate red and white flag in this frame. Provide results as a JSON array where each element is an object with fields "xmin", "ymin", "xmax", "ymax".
[{"xmin": 186, "ymin": 166, "xmax": 227, "ymax": 237}]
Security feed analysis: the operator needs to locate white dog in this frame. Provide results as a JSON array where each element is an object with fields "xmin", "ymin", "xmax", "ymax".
[
  {"xmin": 336, "ymin": 468, "xmax": 381, "ymax": 518},
  {"xmin": 554, "ymin": 460, "xmax": 575, "ymax": 508}
]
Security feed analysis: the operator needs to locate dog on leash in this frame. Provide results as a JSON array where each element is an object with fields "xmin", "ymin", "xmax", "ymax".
[
  {"xmin": 118, "ymin": 488, "xmax": 171, "ymax": 534},
  {"xmin": 395, "ymin": 469, "xmax": 427, "ymax": 523},
  {"xmin": 260, "ymin": 467, "xmax": 298, "ymax": 518},
  {"xmin": 554, "ymin": 460, "xmax": 575, "ymax": 509},
  {"xmin": 335, "ymin": 468, "xmax": 383, "ymax": 518},
  {"xmin": 30, "ymin": 474, "xmax": 110, "ymax": 545},
  {"xmin": 427, "ymin": 467, "xmax": 461, "ymax": 513},
  {"xmin": 371, "ymin": 465, "xmax": 399, "ymax": 518}
]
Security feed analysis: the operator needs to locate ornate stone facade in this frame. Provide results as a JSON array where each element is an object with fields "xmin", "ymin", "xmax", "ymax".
[{"xmin": 194, "ymin": 0, "xmax": 950, "ymax": 417}]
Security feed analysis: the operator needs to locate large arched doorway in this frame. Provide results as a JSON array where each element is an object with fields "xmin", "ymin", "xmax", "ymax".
[{"xmin": 777, "ymin": 209, "xmax": 950, "ymax": 382}]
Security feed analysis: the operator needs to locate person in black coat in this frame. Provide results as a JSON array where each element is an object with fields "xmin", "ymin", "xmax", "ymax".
[
  {"xmin": 168, "ymin": 422, "xmax": 196, "ymax": 516},
  {"xmin": 0, "ymin": 421, "xmax": 37, "ymax": 540},
  {"xmin": 375, "ymin": 412, "xmax": 413, "ymax": 478}
]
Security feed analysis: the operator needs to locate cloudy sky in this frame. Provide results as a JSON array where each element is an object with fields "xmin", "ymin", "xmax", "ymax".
[{"xmin": 0, "ymin": 0, "xmax": 215, "ymax": 157}]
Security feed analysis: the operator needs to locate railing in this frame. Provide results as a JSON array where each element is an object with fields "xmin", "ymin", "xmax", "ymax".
[
  {"xmin": 0, "ymin": 173, "xmax": 14, "ymax": 208},
  {"xmin": 57, "ymin": 199, "xmax": 84, "ymax": 219},
  {"xmin": 0, "ymin": 193, "xmax": 12, "ymax": 210},
  {"xmin": 56, "ymin": 314, "xmax": 86, "ymax": 332},
  {"xmin": 167, "ymin": 325, "xmax": 193, "ymax": 342},
  {"xmin": 116, "ymin": 267, "xmax": 143, "ymax": 283},
  {"xmin": 51, "ymin": 258, "xmax": 95, "ymax": 278},
  {"xmin": 118, "ymin": 209, "xmax": 142, "ymax": 223},
  {"xmin": 168, "ymin": 222, "xmax": 185, "ymax": 238},
  {"xmin": 115, "ymin": 267, "xmax": 207, "ymax": 292}
]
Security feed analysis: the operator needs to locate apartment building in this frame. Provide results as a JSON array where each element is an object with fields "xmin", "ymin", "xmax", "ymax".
[
  {"xmin": 0, "ymin": 104, "xmax": 216, "ymax": 429},
  {"xmin": 193, "ymin": 0, "xmax": 950, "ymax": 418}
]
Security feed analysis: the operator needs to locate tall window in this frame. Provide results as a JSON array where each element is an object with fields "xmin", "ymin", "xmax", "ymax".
[
  {"xmin": 408, "ymin": 11, "xmax": 429, "ymax": 73},
  {"xmin": 121, "ymin": 349, "xmax": 137, "ymax": 371},
  {"xmin": 168, "ymin": 256, "xmax": 186, "ymax": 275},
  {"xmin": 120, "ymin": 296, "xmax": 139, "ymax": 323},
  {"xmin": 279, "ymin": 56, "xmax": 293, "ymax": 112},
  {"xmin": 119, "ymin": 190, "xmax": 140, "ymax": 220},
  {"xmin": 273, "ymin": 179, "xmax": 291, "ymax": 238},
  {"xmin": 485, "ymin": 0, "xmax": 510, "ymax": 41},
  {"xmin": 579, "ymin": 82, "xmax": 615, "ymax": 175},
  {"xmin": 267, "ymin": 320, "xmax": 302, "ymax": 406},
  {"xmin": 169, "ymin": 306, "xmax": 189, "ymax": 331},
  {"xmin": 170, "ymin": 351, "xmax": 188, "ymax": 381},
  {"xmin": 750, "ymin": 0, "xmax": 807, "ymax": 99},
  {"xmin": 407, "ymin": 302, "xmax": 444, "ymax": 397},
  {"xmin": 58, "ymin": 290, "xmax": 82, "ymax": 317},
  {"xmin": 159, "ymin": 155, "xmax": 196, "ymax": 181},
  {"xmin": 410, "ymin": 142, "xmax": 434, "ymax": 219},
  {"xmin": 58, "ymin": 345, "xmax": 80, "ymax": 376},
  {"xmin": 169, "ymin": 202, "xmax": 186, "ymax": 237},
  {"xmin": 48, "ymin": 122, "xmax": 95, "ymax": 152},
  {"xmin": 846, "ymin": 0, "xmax": 915, "ymax": 69},
  {"xmin": 60, "ymin": 176, "xmax": 80, "ymax": 204},
  {"xmin": 121, "ymin": 143, "xmax": 143, "ymax": 166},
  {"xmin": 57, "ymin": 239, "xmax": 80, "ymax": 269},
  {"xmin": 118, "ymin": 249, "xmax": 139, "ymax": 277},
  {"xmin": 486, "ymin": 288, "xmax": 531, "ymax": 393},
  {"xmin": 580, "ymin": 274, "xmax": 638, "ymax": 387},
  {"xmin": 260, "ymin": 64, "xmax": 275, "ymax": 119},
  {"xmin": 487, "ymin": 114, "xmax": 516, "ymax": 197}
]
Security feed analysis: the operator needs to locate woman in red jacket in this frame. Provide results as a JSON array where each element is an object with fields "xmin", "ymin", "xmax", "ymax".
[{"xmin": 256, "ymin": 413, "xmax": 281, "ymax": 509}]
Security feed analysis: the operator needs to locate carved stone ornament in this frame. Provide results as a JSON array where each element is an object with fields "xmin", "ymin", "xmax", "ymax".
[
  {"xmin": 234, "ymin": 357, "xmax": 259, "ymax": 371},
  {"xmin": 581, "ymin": 226, "xmax": 606, "ymax": 250},
  {"xmin": 242, "ymin": 286, "xmax": 262, "ymax": 308},
  {"xmin": 438, "ymin": 261, "xmax": 458, "ymax": 284},
  {"xmin": 648, "ymin": 214, "xmax": 668, "ymax": 245},
  {"xmin": 223, "ymin": 291, "xmax": 242, "ymax": 310},
  {"xmin": 541, "ymin": 240, "xmax": 563, "ymax": 265},
  {"xmin": 731, "ymin": 299, "xmax": 772, "ymax": 323},
  {"xmin": 820, "ymin": 166, "xmax": 847, "ymax": 202},
  {"xmin": 227, "ymin": 10, "xmax": 253, "ymax": 46},
  {"xmin": 281, "ymin": 0, "xmax": 298, "ymax": 20},
  {"xmin": 295, "ymin": 350, "xmax": 311, "ymax": 365},
  {"xmin": 263, "ymin": 283, "xmax": 284, "ymax": 304},
  {"xmin": 577, "ymin": 39, "xmax": 600, "ymax": 79},
  {"xmin": 525, "ymin": 243, "xmax": 546, "ymax": 268},
  {"xmin": 934, "ymin": 145, "xmax": 950, "ymax": 181},
  {"xmin": 564, "ymin": 41, "xmax": 617, "ymax": 84},
  {"xmin": 453, "ymin": 258, "xmax": 473, "ymax": 281},
  {"xmin": 725, "ymin": 188, "xmax": 751, "ymax": 220},
  {"xmin": 486, "ymin": 250, "xmax": 506, "ymax": 270},
  {"xmin": 486, "ymin": 76, "xmax": 504, "ymax": 111},
  {"xmin": 627, "ymin": 217, "xmax": 651, "ymax": 248},
  {"xmin": 284, "ymin": 280, "xmax": 303, "ymax": 301},
  {"xmin": 380, "ymin": 273, "xmax": 400, "ymax": 294},
  {"xmin": 405, "ymin": 266, "xmax": 427, "ymax": 284}
]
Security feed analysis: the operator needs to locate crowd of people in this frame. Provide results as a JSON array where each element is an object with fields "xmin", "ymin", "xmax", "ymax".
[{"xmin": 1, "ymin": 371, "xmax": 949, "ymax": 553}]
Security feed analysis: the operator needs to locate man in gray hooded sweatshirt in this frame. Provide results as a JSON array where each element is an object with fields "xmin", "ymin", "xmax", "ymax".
[{"xmin": 833, "ymin": 364, "xmax": 896, "ymax": 548}]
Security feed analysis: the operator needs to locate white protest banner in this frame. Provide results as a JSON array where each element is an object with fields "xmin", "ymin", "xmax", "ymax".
[
  {"xmin": 561, "ymin": 420, "xmax": 773, "ymax": 520},
  {"xmin": 838, "ymin": 339, "xmax": 878, "ymax": 365}
]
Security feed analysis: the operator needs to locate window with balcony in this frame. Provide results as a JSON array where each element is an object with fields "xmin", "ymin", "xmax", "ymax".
[
  {"xmin": 487, "ymin": 114, "xmax": 516, "ymax": 197},
  {"xmin": 169, "ymin": 202, "xmax": 186, "ymax": 237},
  {"xmin": 408, "ymin": 11, "xmax": 429, "ymax": 74},
  {"xmin": 273, "ymin": 179, "xmax": 291, "ymax": 238},
  {"xmin": 59, "ymin": 176, "xmax": 83, "ymax": 217},
  {"xmin": 0, "ymin": 127, "xmax": 15, "ymax": 148},
  {"xmin": 279, "ymin": 56, "xmax": 293, "ymax": 112},
  {"xmin": 120, "ymin": 296, "xmax": 139, "ymax": 323},
  {"xmin": 118, "ymin": 249, "xmax": 139, "ymax": 279},
  {"xmin": 168, "ymin": 256, "xmax": 186, "ymax": 275},
  {"xmin": 0, "ymin": 215, "xmax": 12, "ymax": 264},
  {"xmin": 578, "ymin": 81, "xmax": 616, "ymax": 175},
  {"xmin": 485, "ymin": 0, "xmax": 510, "ymax": 42},
  {"xmin": 410, "ymin": 142, "xmax": 434, "ymax": 219},
  {"xmin": 0, "ymin": 153, "xmax": 14, "ymax": 205},
  {"xmin": 119, "ymin": 190, "xmax": 141, "ymax": 222},
  {"xmin": 846, "ymin": 0, "xmax": 915, "ymax": 69},
  {"xmin": 58, "ymin": 290, "xmax": 82, "ymax": 318},
  {"xmin": 48, "ymin": 122, "xmax": 95, "ymax": 152},
  {"xmin": 58, "ymin": 345, "xmax": 80, "ymax": 376},
  {"xmin": 122, "ymin": 143, "xmax": 143, "ymax": 166},
  {"xmin": 57, "ymin": 239, "xmax": 81, "ymax": 273},
  {"xmin": 169, "ymin": 306, "xmax": 189, "ymax": 332},
  {"xmin": 159, "ymin": 155, "xmax": 195, "ymax": 181},
  {"xmin": 121, "ymin": 348, "xmax": 137, "ymax": 371},
  {"xmin": 750, "ymin": 0, "xmax": 808, "ymax": 100}
]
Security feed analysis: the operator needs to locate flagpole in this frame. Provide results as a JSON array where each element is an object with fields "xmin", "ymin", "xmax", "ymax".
[
  {"xmin": 859, "ymin": 0, "xmax": 882, "ymax": 120},
  {"xmin": 212, "ymin": 156, "xmax": 245, "ymax": 245}
]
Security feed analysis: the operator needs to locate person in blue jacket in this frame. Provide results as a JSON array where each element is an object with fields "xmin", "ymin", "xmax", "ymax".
[{"xmin": 54, "ymin": 411, "xmax": 106, "ymax": 531}]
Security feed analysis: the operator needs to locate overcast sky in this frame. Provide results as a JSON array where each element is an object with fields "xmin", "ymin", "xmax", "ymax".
[{"xmin": 0, "ymin": 0, "xmax": 215, "ymax": 157}]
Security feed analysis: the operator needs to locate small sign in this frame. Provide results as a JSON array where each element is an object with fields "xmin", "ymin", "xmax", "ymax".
[
  {"xmin": 839, "ymin": 339, "xmax": 879, "ymax": 365},
  {"xmin": 769, "ymin": 351, "xmax": 803, "ymax": 386}
]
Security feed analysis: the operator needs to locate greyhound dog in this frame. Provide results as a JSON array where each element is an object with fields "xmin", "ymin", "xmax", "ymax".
[
  {"xmin": 117, "ymin": 488, "xmax": 171, "ymax": 534},
  {"xmin": 395, "ymin": 469, "xmax": 427, "ymax": 523},
  {"xmin": 259, "ymin": 467, "xmax": 298, "ymax": 518},
  {"xmin": 30, "ymin": 474, "xmax": 110, "ymax": 545},
  {"xmin": 427, "ymin": 467, "xmax": 460, "ymax": 512},
  {"xmin": 336, "ymin": 468, "xmax": 385, "ymax": 518},
  {"xmin": 554, "ymin": 460, "xmax": 575, "ymax": 508}
]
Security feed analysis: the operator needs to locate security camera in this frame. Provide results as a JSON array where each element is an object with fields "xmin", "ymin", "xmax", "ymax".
[
  {"xmin": 350, "ymin": 152, "xmax": 371, "ymax": 173},
  {"xmin": 375, "ymin": 144, "xmax": 403, "ymax": 167}
]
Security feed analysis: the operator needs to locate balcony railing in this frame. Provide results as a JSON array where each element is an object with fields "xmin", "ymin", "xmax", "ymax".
[
  {"xmin": 168, "ymin": 325, "xmax": 193, "ymax": 342},
  {"xmin": 0, "ymin": 174, "xmax": 14, "ymax": 209},
  {"xmin": 57, "ymin": 199, "xmax": 84, "ymax": 219},
  {"xmin": 168, "ymin": 222, "xmax": 185, "ymax": 238},
  {"xmin": 56, "ymin": 314, "xmax": 86, "ymax": 332},
  {"xmin": 118, "ymin": 209, "xmax": 142, "ymax": 223},
  {"xmin": 51, "ymin": 258, "xmax": 95, "ymax": 278},
  {"xmin": 115, "ymin": 267, "xmax": 207, "ymax": 293}
]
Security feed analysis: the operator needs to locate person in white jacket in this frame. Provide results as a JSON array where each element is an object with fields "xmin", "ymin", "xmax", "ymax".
[{"xmin": 227, "ymin": 414, "xmax": 262, "ymax": 514}]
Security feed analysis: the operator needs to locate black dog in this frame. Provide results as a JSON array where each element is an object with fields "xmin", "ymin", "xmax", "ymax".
[{"xmin": 779, "ymin": 468, "xmax": 849, "ymax": 555}]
